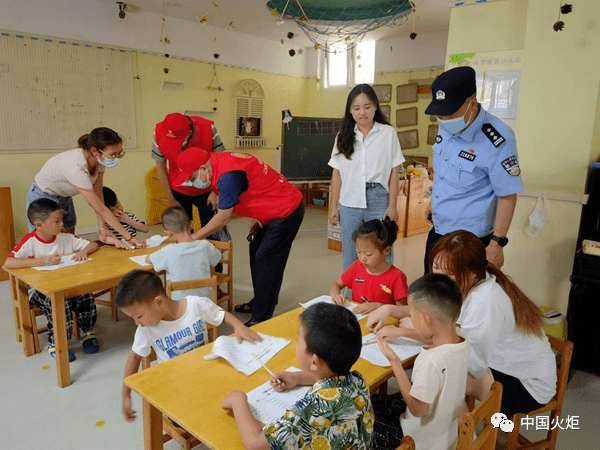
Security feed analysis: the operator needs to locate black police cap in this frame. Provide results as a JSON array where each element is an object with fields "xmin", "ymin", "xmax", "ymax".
[{"xmin": 425, "ymin": 66, "xmax": 477, "ymax": 116}]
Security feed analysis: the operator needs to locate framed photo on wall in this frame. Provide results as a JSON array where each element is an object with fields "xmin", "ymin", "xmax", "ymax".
[
  {"xmin": 398, "ymin": 129, "xmax": 419, "ymax": 149},
  {"xmin": 396, "ymin": 107, "xmax": 418, "ymax": 128},
  {"xmin": 380, "ymin": 104, "xmax": 391, "ymax": 121},
  {"xmin": 397, "ymin": 82, "xmax": 419, "ymax": 104},
  {"xmin": 427, "ymin": 124, "xmax": 439, "ymax": 145},
  {"xmin": 372, "ymin": 84, "xmax": 392, "ymax": 103}
]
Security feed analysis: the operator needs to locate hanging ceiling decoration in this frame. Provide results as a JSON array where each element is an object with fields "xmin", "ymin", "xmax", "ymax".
[
  {"xmin": 266, "ymin": 0, "xmax": 415, "ymax": 52},
  {"xmin": 197, "ymin": 1, "xmax": 235, "ymax": 43}
]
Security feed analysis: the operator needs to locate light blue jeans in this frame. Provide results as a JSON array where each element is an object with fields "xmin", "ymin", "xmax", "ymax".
[
  {"xmin": 339, "ymin": 183, "xmax": 394, "ymax": 272},
  {"xmin": 26, "ymin": 181, "xmax": 76, "ymax": 231}
]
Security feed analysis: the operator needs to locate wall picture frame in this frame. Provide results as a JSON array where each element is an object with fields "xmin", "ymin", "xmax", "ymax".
[
  {"xmin": 398, "ymin": 129, "xmax": 419, "ymax": 149},
  {"xmin": 372, "ymin": 84, "xmax": 392, "ymax": 103},
  {"xmin": 396, "ymin": 107, "xmax": 418, "ymax": 128},
  {"xmin": 396, "ymin": 82, "xmax": 419, "ymax": 104},
  {"xmin": 427, "ymin": 124, "xmax": 439, "ymax": 145},
  {"xmin": 380, "ymin": 104, "xmax": 391, "ymax": 121}
]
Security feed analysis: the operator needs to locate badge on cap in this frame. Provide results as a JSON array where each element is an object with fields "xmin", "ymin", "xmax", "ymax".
[
  {"xmin": 166, "ymin": 131, "xmax": 177, "ymax": 138},
  {"xmin": 436, "ymin": 90, "xmax": 445, "ymax": 100}
]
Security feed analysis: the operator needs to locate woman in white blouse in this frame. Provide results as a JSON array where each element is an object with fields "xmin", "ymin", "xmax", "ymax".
[
  {"xmin": 328, "ymin": 84, "xmax": 404, "ymax": 271},
  {"xmin": 430, "ymin": 230, "xmax": 556, "ymax": 417},
  {"xmin": 26, "ymin": 127, "xmax": 145, "ymax": 248}
]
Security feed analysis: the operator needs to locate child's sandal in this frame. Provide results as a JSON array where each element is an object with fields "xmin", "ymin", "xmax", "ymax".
[
  {"xmin": 47, "ymin": 344, "xmax": 76, "ymax": 362},
  {"xmin": 81, "ymin": 332, "xmax": 100, "ymax": 354}
]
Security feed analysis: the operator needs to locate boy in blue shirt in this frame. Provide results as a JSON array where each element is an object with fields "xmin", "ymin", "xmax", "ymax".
[
  {"xmin": 222, "ymin": 303, "xmax": 374, "ymax": 450},
  {"xmin": 145, "ymin": 206, "xmax": 222, "ymax": 299}
]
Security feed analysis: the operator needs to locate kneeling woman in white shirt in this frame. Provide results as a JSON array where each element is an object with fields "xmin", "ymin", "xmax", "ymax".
[{"xmin": 430, "ymin": 229, "xmax": 556, "ymax": 417}]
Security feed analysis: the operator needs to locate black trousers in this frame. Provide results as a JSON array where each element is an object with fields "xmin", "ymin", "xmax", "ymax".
[
  {"xmin": 490, "ymin": 368, "xmax": 545, "ymax": 418},
  {"xmin": 248, "ymin": 202, "xmax": 305, "ymax": 323},
  {"xmin": 424, "ymin": 228, "xmax": 492, "ymax": 274}
]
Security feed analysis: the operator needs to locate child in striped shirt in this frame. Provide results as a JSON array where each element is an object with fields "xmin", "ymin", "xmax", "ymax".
[{"xmin": 100, "ymin": 186, "xmax": 149, "ymax": 246}]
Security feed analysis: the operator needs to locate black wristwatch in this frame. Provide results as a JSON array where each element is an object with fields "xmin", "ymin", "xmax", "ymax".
[{"xmin": 490, "ymin": 234, "xmax": 509, "ymax": 247}]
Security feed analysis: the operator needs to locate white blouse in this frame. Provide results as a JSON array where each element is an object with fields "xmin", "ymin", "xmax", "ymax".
[
  {"xmin": 458, "ymin": 273, "xmax": 557, "ymax": 404},
  {"xmin": 328, "ymin": 122, "xmax": 404, "ymax": 208}
]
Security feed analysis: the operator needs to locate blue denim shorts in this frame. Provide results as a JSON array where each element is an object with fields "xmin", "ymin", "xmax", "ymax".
[{"xmin": 26, "ymin": 181, "xmax": 76, "ymax": 231}]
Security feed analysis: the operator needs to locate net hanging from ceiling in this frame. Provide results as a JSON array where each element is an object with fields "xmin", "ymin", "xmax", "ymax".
[{"xmin": 266, "ymin": 0, "xmax": 415, "ymax": 52}]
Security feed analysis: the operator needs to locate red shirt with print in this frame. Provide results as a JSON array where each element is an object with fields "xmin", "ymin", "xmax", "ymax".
[{"xmin": 341, "ymin": 260, "xmax": 408, "ymax": 305}]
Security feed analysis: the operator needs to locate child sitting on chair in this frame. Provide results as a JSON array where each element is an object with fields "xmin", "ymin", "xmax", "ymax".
[
  {"xmin": 222, "ymin": 302, "xmax": 374, "ymax": 450},
  {"xmin": 370, "ymin": 274, "xmax": 470, "ymax": 450},
  {"xmin": 145, "ymin": 206, "xmax": 222, "ymax": 300},
  {"xmin": 3, "ymin": 198, "xmax": 100, "ymax": 362},
  {"xmin": 100, "ymin": 186, "xmax": 149, "ymax": 248},
  {"xmin": 330, "ymin": 218, "xmax": 408, "ymax": 314},
  {"xmin": 116, "ymin": 269, "xmax": 261, "ymax": 422}
]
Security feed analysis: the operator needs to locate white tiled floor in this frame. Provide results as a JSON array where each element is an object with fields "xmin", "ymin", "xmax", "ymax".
[{"xmin": 1, "ymin": 208, "xmax": 597, "ymax": 448}]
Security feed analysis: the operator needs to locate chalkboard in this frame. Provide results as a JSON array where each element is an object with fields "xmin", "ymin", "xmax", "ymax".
[{"xmin": 281, "ymin": 117, "xmax": 342, "ymax": 180}]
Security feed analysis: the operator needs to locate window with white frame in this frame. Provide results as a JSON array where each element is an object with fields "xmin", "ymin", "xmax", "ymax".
[
  {"xmin": 323, "ymin": 41, "xmax": 376, "ymax": 88},
  {"xmin": 233, "ymin": 79, "xmax": 266, "ymax": 148}
]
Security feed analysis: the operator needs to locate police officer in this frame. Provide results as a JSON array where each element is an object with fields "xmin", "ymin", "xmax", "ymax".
[
  {"xmin": 173, "ymin": 148, "xmax": 305, "ymax": 326},
  {"xmin": 424, "ymin": 66, "xmax": 522, "ymax": 271}
]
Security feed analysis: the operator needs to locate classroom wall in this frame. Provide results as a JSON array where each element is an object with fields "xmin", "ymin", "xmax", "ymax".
[{"xmin": 447, "ymin": 0, "xmax": 600, "ymax": 315}]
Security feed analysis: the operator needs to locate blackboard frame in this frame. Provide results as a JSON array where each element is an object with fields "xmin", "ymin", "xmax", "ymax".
[{"xmin": 280, "ymin": 116, "xmax": 342, "ymax": 181}]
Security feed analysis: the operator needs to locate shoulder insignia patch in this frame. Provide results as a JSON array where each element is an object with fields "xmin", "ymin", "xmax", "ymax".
[
  {"xmin": 501, "ymin": 156, "xmax": 521, "ymax": 176},
  {"xmin": 482, "ymin": 123, "xmax": 505, "ymax": 148},
  {"xmin": 435, "ymin": 135, "xmax": 442, "ymax": 144}
]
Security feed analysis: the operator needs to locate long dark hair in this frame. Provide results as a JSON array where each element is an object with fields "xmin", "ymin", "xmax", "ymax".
[
  {"xmin": 430, "ymin": 230, "xmax": 544, "ymax": 337},
  {"xmin": 78, "ymin": 127, "xmax": 122, "ymax": 151},
  {"xmin": 336, "ymin": 84, "xmax": 390, "ymax": 159}
]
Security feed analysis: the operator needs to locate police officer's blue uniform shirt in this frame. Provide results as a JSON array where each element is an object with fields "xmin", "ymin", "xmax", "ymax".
[{"xmin": 432, "ymin": 105, "xmax": 522, "ymax": 237}]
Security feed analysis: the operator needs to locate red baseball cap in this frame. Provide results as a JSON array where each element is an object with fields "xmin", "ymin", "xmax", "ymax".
[
  {"xmin": 172, "ymin": 147, "xmax": 211, "ymax": 187},
  {"xmin": 155, "ymin": 113, "xmax": 192, "ymax": 155}
]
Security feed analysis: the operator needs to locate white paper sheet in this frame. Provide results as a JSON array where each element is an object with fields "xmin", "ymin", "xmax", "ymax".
[
  {"xmin": 299, "ymin": 295, "xmax": 367, "ymax": 321},
  {"xmin": 33, "ymin": 254, "xmax": 92, "ymax": 271},
  {"xmin": 130, "ymin": 255, "xmax": 152, "ymax": 266},
  {"xmin": 209, "ymin": 333, "xmax": 290, "ymax": 376},
  {"xmin": 247, "ymin": 367, "xmax": 310, "ymax": 425},
  {"xmin": 360, "ymin": 334, "xmax": 423, "ymax": 367}
]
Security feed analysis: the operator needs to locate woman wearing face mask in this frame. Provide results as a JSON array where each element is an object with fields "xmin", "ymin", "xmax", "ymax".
[
  {"xmin": 328, "ymin": 84, "xmax": 404, "ymax": 272},
  {"xmin": 26, "ymin": 127, "xmax": 146, "ymax": 248}
]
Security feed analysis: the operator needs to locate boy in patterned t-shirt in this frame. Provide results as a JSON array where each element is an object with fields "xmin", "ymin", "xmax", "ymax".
[
  {"xmin": 222, "ymin": 303, "xmax": 374, "ymax": 450},
  {"xmin": 99, "ymin": 186, "xmax": 148, "ymax": 246}
]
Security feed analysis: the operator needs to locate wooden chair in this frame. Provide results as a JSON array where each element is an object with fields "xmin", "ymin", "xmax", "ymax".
[
  {"xmin": 30, "ymin": 305, "xmax": 79, "ymax": 354},
  {"xmin": 505, "ymin": 336, "xmax": 574, "ymax": 450},
  {"xmin": 93, "ymin": 287, "xmax": 118, "ymax": 321},
  {"xmin": 141, "ymin": 278, "xmax": 220, "ymax": 449},
  {"xmin": 395, "ymin": 435, "xmax": 416, "ymax": 450},
  {"xmin": 457, "ymin": 381, "xmax": 503, "ymax": 450},
  {"xmin": 165, "ymin": 275, "xmax": 219, "ymax": 342},
  {"xmin": 208, "ymin": 239, "xmax": 233, "ymax": 311}
]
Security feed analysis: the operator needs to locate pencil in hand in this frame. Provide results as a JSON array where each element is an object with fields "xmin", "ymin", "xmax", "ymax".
[{"xmin": 251, "ymin": 352, "xmax": 274, "ymax": 377}]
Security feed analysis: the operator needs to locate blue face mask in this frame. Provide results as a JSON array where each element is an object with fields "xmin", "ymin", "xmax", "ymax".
[
  {"xmin": 98, "ymin": 156, "xmax": 120, "ymax": 168},
  {"xmin": 437, "ymin": 102, "xmax": 473, "ymax": 135},
  {"xmin": 192, "ymin": 178, "xmax": 210, "ymax": 189}
]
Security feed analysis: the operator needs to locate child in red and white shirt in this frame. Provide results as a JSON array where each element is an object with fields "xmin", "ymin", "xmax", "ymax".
[
  {"xmin": 4, "ymin": 198, "xmax": 99, "ymax": 362},
  {"xmin": 330, "ymin": 218, "xmax": 407, "ymax": 314}
]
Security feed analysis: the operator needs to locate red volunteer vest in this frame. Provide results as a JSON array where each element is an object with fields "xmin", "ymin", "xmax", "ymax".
[
  {"xmin": 156, "ymin": 116, "xmax": 213, "ymax": 196},
  {"xmin": 210, "ymin": 152, "xmax": 302, "ymax": 223}
]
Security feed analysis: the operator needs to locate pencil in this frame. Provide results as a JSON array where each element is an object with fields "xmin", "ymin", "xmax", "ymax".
[
  {"xmin": 251, "ymin": 352, "xmax": 275, "ymax": 377},
  {"xmin": 362, "ymin": 338, "xmax": 377, "ymax": 346}
]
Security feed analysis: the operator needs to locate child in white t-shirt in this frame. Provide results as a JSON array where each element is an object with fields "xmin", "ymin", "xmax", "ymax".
[
  {"xmin": 370, "ymin": 274, "xmax": 470, "ymax": 450},
  {"xmin": 4, "ymin": 198, "xmax": 100, "ymax": 362},
  {"xmin": 145, "ymin": 206, "xmax": 221, "ymax": 300},
  {"xmin": 116, "ymin": 269, "xmax": 261, "ymax": 422}
]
